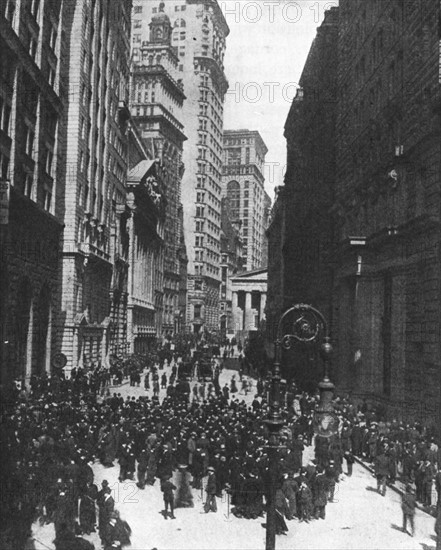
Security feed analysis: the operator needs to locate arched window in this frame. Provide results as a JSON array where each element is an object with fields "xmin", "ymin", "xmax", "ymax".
[{"xmin": 174, "ymin": 18, "xmax": 186, "ymax": 28}]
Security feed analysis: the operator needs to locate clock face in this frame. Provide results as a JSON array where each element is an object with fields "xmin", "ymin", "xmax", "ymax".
[{"xmin": 313, "ymin": 411, "xmax": 339, "ymax": 438}]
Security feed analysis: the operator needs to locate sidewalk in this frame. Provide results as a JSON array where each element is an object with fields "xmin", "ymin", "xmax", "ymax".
[{"xmin": 353, "ymin": 455, "xmax": 438, "ymax": 518}]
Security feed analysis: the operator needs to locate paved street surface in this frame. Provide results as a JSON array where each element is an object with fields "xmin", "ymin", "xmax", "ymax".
[{"xmin": 29, "ymin": 365, "xmax": 438, "ymax": 550}]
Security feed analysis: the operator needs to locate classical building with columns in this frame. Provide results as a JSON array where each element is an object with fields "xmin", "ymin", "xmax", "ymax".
[
  {"xmin": 126, "ymin": 155, "xmax": 166, "ymax": 354},
  {"xmin": 231, "ymin": 268, "xmax": 267, "ymax": 341}
]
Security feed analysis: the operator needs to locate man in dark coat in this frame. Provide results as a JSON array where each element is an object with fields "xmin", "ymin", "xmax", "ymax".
[
  {"xmin": 102, "ymin": 511, "xmax": 131, "ymax": 550},
  {"xmin": 137, "ymin": 448, "xmax": 149, "ymax": 489},
  {"xmin": 313, "ymin": 467, "xmax": 328, "ymax": 519},
  {"xmin": 401, "ymin": 484, "xmax": 416, "ymax": 536},
  {"xmin": 422, "ymin": 459, "xmax": 435, "ymax": 506},
  {"xmin": 291, "ymin": 435, "xmax": 305, "ymax": 471},
  {"xmin": 325, "ymin": 460, "xmax": 338, "ymax": 502},
  {"xmin": 374, "ymin": 449, "xmax": 390, "ymax": 496},
  {"xmin": 274, "ymin": 485, "xmax": 289, "ymax": 534},
  {"xmin": 282, "ymin": 472, "xmax": 298, "ymax": 520},
  {"xmin": 79, "ymin": 481, "xmax": 98, "ymax": 535},
  {"xmin": 98, "ymin": 486, "xmax": 115, "ymax": 543},
  {"xmin": 204, "ymin": 466, "xmax": 217, "ymax": 512},
  {"xmin": 53, "ymin": 484, "xmax": 75, "ymax": 539},
  {"xmin": 350, "ymin": 420, "xmax": 363, "ymax": 457},
  {"xmin": 161, "ymin": 475, "xmax": 177, "ymax": 519},
  {"xmin": 54, "ymin": 523, "xmax": 94, "ymax": 550},
  {"xmin": 298, "ymin": 481, "xmax": 313, "ymax": 522}
]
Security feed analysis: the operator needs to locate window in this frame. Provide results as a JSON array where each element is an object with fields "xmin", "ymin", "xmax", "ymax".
[
  {"xmin": 29, "ymin": 35, "xmax": 38, "ymax": 60},
  {"xmin": 24, "ymin": 174, "xmax": 33, "ymax": 198},
  {"xmin": 31, "ymin": 0, "xmax": 40, "ymax": 19},
  {"xmin": 43, "ymin": 187, "xmax": 52, "ymax": 211},
  {"xmin": 25, "ymin": 125, "xmax": 35, "ymax": 156},
  {"xmin": 45, "ymin": 148, "xmax": 54, "ymax": 176},
  {"xmin": 0, "ymin": 152, "xmax": 9, "ymax": 178},
  {"xmin": 49, "ymin": 25, "xmax": 57, "ymax": 51},
  {"xmin": 0, "ymin": 100, "xmax": 11, "ymax": 135},
  {"xmin": 134, "ymin": 5, "xmax": 142, "ymax": 13},
  {"xmin": 5, "ymin": 0, "xmax": 16, "ymax": 24},
  {"xmin": 133, "ymin": 34, "xmax": 141, "ymax": 43},
  {"xmin": 48, "ymin": 64, "xmax": 56, "ymax": 87},
  {"xmin": 134, "ymin": 20, "xmax": 142, "ymax": 28}
]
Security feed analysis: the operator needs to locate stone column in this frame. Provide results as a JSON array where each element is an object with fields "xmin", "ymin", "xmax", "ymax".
[
  {"xmin": 72, "ymin": 327, "xmax": 79, "ymax": 371},
  {"xmin": 260, "ymin": 292, "xmax": 267, "ymax": 322},
  {"xmin": 45, "ymin": 305, "xmax": 53, "ymax": 374},
  {"xmin": 244, "ymin": 291, "xmax": 252, "ymax": 331},
  {"xmin": 232, "ymin": 291, "xmax": 239, "ymax": 332}
]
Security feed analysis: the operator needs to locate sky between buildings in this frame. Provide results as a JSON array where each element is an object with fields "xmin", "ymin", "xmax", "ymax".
[{"xmin": 221, "ymin": 0, "xmax": 338, "ymax": 199}]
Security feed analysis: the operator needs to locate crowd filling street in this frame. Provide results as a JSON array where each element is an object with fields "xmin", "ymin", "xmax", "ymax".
[{"xmin": 1, "ymin": 343, "xmax": 441, "ymax": 550}]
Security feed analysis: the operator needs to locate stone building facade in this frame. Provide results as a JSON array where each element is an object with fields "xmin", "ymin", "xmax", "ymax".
[
  {"xmin": 132, "ymin": 0, "xmax": 229, "ymax": 335},
  {"xmin": 131, "ymin": 4, "xmax": 187, "ymax": 339},
  {"xmin": 222, "ymin": 129, "xmax": 269, "ymax": 271},
  {"xmin": 279, "ymin": 7, "xmax": 339, "ymax": 387},
  {"xmin": 265, "ymin": 185, "xmax": 287, "ymax": 356},
  {"xmin": 0, "ymin": 0, "xmax": 67, "ymax": 385},
  {"xmin": 126, "ymin": 150, "xmax": 167, "ymax": 354},
  {"xmin": 59, "ymin": 0, "xmax": 132, "ymax": 371},
  {"xmin": 272, "ymin": 1, "xmax": 441, "ymax": 418},
  {"xmin": 332, "ymin": 0, "xmax": 441, "ymax": 421}
]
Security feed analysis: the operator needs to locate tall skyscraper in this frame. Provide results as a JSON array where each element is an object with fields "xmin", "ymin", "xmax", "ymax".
[
  {"xmin": 0, "ymin": 0, "xmax": 67, "ymax": 384},
  {"xmin": 132, "ymin": 0, "xmax": 229, "ymax": 334},
  {"xmin": 222, "ymin": 129, "xmax": 269, "ymax": 271},
  {"xmin": 131, "ymin": 3, "xmax": 187, "ymax": 339},
  {"xmin": 59, "ymin": 0, "xmax": 133, "ymax": 369}
]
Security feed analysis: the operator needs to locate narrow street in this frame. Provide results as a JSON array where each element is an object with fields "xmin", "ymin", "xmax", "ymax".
[{"xmin": 29, "ymin": 365, "xmax": 438, "ymax": 550}]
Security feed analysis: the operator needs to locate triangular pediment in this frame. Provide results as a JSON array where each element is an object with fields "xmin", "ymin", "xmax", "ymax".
[{"xmin": 231, "ymin": 268, "xmax": 267, "ymax": 283}]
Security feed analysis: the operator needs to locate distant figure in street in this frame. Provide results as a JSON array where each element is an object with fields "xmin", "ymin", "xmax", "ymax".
[
  {"xmin": 161, "ymin": 475, "xmax": 176, "ymax": 519},
  {"xmin": 282, "ymin": 472, "xmax": 298, "ymax": 520},
  {"xmin": 374, "ymin": 449, "xmax": 390, "ymax": 496},
  {"xmin": 274, "ymin": 484, "xmax": 289, "ymax": 534},
  {"xmin": 402, "ymin": 484, "xmax": 416, "ymax": 537},
  {"xmin": 102, "ymin": 510, "xmax": 131, "ymax": 550},
  {"xmin": 204, "ymin": 466, "xmax": 217, "ymax": 513},
  {"xmin": 344, "ymin": 450, "xmax": 355, "ymax": 477}
]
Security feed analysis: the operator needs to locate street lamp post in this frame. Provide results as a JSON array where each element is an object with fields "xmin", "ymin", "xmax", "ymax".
[{"xmin": 265, "ymin": 304, "xmax": 338, "ymax": 550}]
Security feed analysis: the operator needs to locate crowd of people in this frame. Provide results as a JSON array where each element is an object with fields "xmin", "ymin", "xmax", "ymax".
[{"xmin": 1, "ymin": 349, "xmax": 441, "ymax": 549}]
